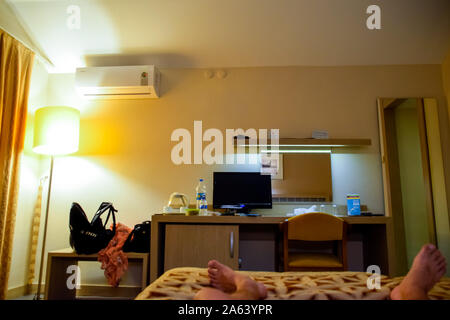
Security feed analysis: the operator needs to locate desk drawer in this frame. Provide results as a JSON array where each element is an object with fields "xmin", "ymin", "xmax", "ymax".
[{"xmin": 164, "ymin": 224, "xmax": 239, "ymax": 271}]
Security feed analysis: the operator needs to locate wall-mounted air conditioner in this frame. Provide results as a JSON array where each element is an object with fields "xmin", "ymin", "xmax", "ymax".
[{"xmin": 75, "ymin": 65, "xmax": 160, "ymax": 99}]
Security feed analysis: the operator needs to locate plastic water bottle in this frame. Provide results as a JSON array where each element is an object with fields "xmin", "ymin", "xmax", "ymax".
[
  {"xmin": 199, "ymin": 198, "xmax": 208, "ymax": 216},
  {"xmin": 195, "ymin": 179, "xmax": 207, "ymax": 215}
]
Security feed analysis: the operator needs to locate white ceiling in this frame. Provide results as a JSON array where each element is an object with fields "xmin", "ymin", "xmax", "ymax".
[{"xmin": 4, "ymin": 0, "xmax": 450, "ymax": 73}]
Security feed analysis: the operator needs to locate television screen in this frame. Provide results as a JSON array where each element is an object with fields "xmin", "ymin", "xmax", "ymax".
[{"xmin": 213, "ymin": 172, "xmax": 272, "ymax": 210}]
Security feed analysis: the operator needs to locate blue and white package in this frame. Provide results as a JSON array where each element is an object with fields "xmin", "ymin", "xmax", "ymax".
[{"xmin": 347, "ymin": 194, "xmax": 361, "ymax": 216}]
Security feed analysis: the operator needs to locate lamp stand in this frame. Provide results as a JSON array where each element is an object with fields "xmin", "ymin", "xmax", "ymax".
[{"xmin": 35, "ymin": 156, "xmax": 54, "ymax": 300}]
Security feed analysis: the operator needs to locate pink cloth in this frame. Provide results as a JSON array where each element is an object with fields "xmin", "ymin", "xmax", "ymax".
[{"xmin": 98, "ymin": 223, "xmax": 132, "ymax": 287}]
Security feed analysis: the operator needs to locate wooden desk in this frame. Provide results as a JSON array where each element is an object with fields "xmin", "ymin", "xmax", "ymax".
[
  {"xmin": 150, "ymin": 215, "xmax": 394, "ymax": 283},
  {"xmin": 45, "ymin": 248, "xmax": 148, "ymax": 300}
]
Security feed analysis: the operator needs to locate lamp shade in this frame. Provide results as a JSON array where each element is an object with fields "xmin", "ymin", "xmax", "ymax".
[{"xmin": 33, "ymin": 106, "xmax": 80, "ymax": 155}]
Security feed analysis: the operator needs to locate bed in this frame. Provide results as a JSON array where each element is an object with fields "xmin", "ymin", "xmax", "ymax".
[{"xmin": 135, "ymin": 267, "xmax": 450, "ymax": 300}]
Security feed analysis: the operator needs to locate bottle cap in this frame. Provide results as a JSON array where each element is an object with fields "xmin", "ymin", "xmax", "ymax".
[{"xmin": 200, "ymin": 179, "xmax": 203, "ymax": 181}]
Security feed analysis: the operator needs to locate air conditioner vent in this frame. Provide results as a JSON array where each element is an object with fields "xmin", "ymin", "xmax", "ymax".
[
  {"xmin": 75, "ymin": 65, "xmax": 160, "ymax": 100},
  {"xmin": 272, "ymin": 197, "xmax": 326, "ymax": 203}
]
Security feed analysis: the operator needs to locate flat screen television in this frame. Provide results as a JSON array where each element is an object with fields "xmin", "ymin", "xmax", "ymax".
[{"xmin": 213, "ymin": 172, "xmax": 272, "ymax": 211}]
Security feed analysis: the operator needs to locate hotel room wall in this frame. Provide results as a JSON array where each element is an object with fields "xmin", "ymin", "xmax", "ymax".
[{"xmin": 16, "ymin": 65, "xmax": 450, "ymax": 287}]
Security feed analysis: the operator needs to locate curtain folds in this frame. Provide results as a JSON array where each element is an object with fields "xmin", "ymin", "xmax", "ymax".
[{"xmin": 0, "ymin": 29, "xmax": 34, "ymax": 299}]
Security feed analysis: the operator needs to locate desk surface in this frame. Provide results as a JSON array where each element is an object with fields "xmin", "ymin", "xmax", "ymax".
[
  {"xmin": 151, "ymin": 214, "xmax": 390, "ymax": 225},
  {"xmin": 150, "ymin": 214, "xmax": 394, "ymax": 282}
]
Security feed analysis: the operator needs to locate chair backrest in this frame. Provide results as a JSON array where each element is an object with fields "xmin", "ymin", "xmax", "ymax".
[{"xmin": 286, "ymin": 212, "xmax": 344, "ymax": 241}]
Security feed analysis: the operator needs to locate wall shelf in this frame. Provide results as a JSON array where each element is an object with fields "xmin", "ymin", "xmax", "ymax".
[
  {"xmin": 272, "ymin": 138, "xmax": 371, "ymax": 147},
  {"xmin": 233, "ymin": 136, "xmax": 371, "ymax": 148}
]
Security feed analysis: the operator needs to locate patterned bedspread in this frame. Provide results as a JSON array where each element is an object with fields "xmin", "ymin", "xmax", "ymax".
[{"xmin": 136, "ymin": 267, "xmax": 450, "ymax": 300}]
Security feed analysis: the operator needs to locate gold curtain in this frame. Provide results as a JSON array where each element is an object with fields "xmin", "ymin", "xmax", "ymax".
[
  {"xmin": 26, "ymin": 177, "xmax": 45, "ymax": 294},
  {"xmin": 0, "ymin": 29, "xmax": 34, "ymax": 299}
]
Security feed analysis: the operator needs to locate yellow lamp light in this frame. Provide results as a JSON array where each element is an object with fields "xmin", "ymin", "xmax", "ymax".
[
  {"xmin": 33, "ymin": 106, "xmax": 80, "ymax": 155},
  {"xmin": 32, "ymin": 106, "xmax": 80, "ymax": 300}
]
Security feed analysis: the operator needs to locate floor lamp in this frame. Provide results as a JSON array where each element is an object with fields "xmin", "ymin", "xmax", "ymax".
[{"xmin": 32, "ymin": 106, "xmax": 80, "ymax": 300}]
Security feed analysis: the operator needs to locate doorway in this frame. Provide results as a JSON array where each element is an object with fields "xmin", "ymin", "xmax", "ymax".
[{"xmin": 378, "ymin": 98, "xmax": 449, "ymax": 276}]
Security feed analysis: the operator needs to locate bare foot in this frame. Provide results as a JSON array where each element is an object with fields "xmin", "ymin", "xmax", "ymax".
[
  {"xmin": 233, "ymin": 274, "xmax": 268, "ymax": 300},
  {"xmin": 194, "ymin": 287, "xmax": 231, "ymax": 300},
  {"xmin": 206, "ymin": 260, "xmax": 267, "ymax": 299},
  {"xmin": 208, "ymin": 260, "xmax": 237, "ymax": 293},
  {"xmin": 391, "ymin": 244, "xmax": 447, "ymax": 300}
]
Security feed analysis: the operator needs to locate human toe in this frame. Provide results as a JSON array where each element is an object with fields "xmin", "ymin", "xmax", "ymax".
[{"xmin": 208, "ymin": 260, "xmax": 222, "ymax": 269}]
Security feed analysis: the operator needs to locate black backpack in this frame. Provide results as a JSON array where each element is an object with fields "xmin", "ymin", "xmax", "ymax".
[
  {"xmin": 69, "ymin": 202, "xmax": 117, "ymax": 254},
  {"xmin": 122, "ymin": 221, "xmax": 151, "ymax": 253}
]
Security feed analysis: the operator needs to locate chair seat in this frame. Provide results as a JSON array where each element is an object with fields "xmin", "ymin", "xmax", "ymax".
[{"xmin": 288, "ymin": 253, "xmax": 343, "ymax": 268}]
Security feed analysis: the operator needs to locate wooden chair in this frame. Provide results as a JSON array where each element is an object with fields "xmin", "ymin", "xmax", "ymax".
[{"xmin": 282, "ymin": 212, "xmax": 347, "ymax": 271}]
